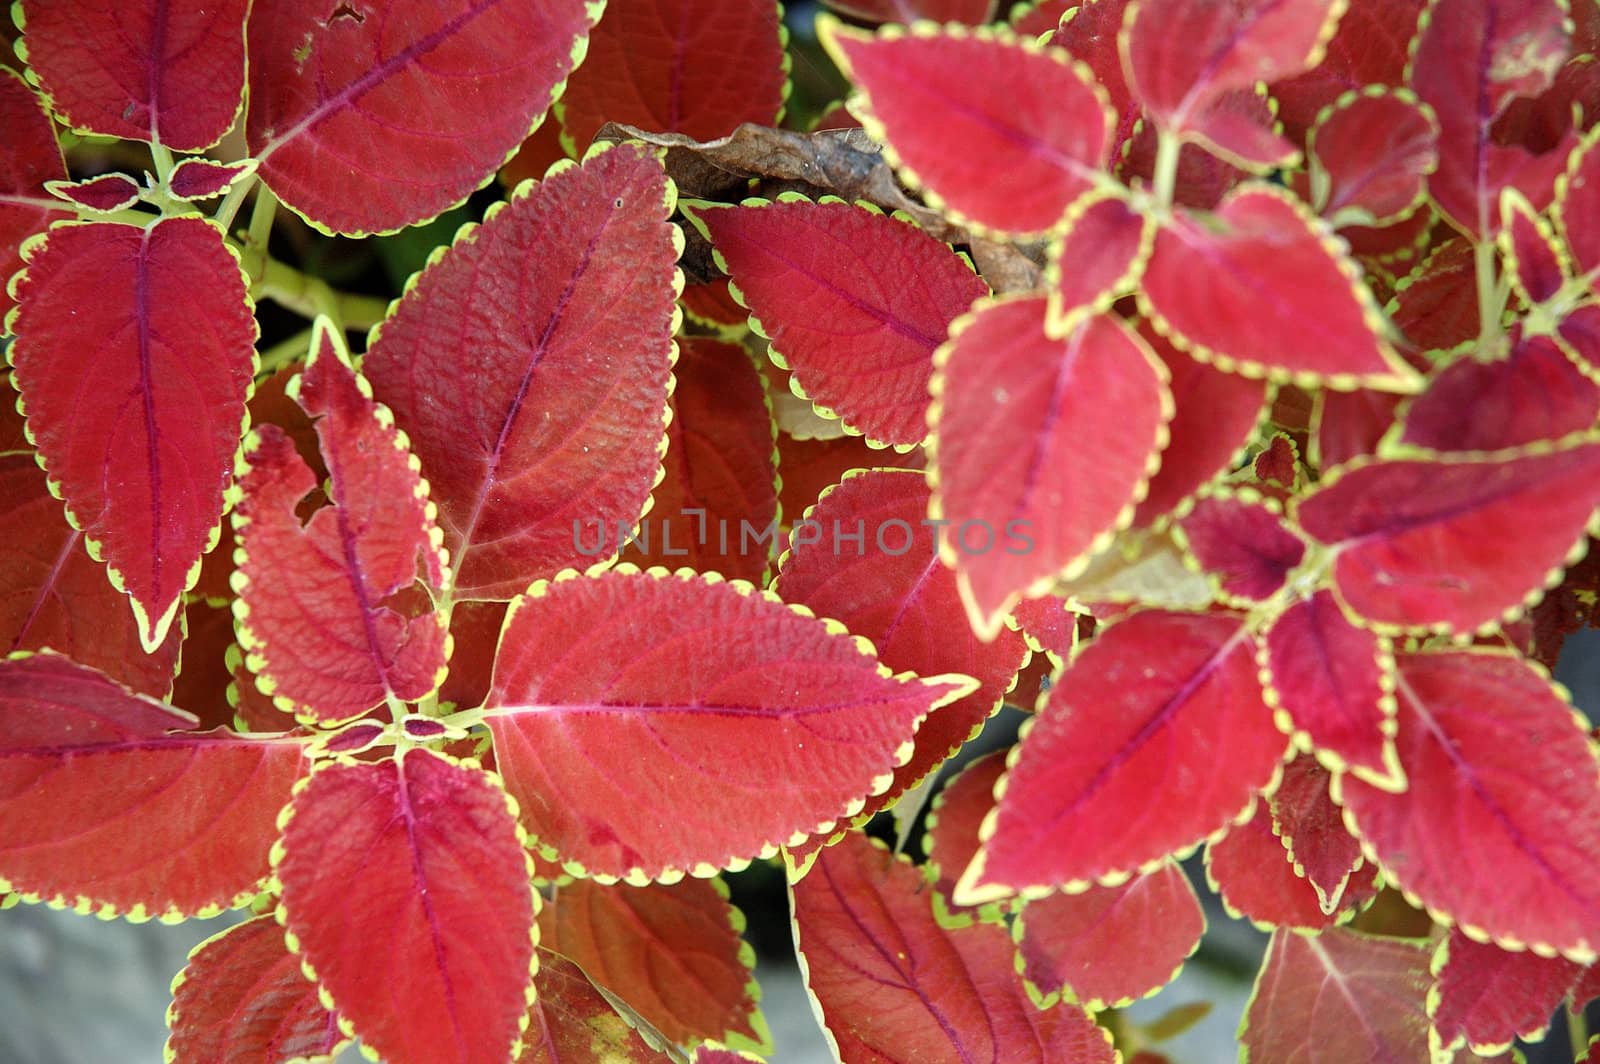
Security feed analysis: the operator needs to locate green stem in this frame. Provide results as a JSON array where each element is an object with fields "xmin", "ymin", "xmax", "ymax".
[
  {"xmin": 1473, "ymin": 239, "xmax": 1503, "ymax": 350},
  {"xmin": 149, "ymin": 141, "xmax": 176, "ymax": 182},
  {"xmin": 1151, "ymin": 127, "xmax": 1182, "ymax": 212},
  {"xmin": 247, "ymin": 187, "xmax": 278, "ymax": 254},
  {"xmin": 213, "ymin": 174, "xmax": 262, "ymax": 235},
  {"xmin": 1572, "ymin": 1002, "xmax": 1590, "ymax": 1061},
  {"xmin": 256, "ymin": 327, "xmax": 315, "ymax": 376},
  {"xmin": 254, "ymin": 257, "xmax": 388, "ymax": 332}
]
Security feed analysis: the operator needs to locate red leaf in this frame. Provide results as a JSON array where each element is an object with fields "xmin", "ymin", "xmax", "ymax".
[
  {"xmin": 1558, "ymin": 128, "xmax": 1600, "ymax": 284},
  {"xmin": 619, "ymin": 338, "xmax": 776, "ymax": 584},
  {"xmin": 0, "ymin": 653, "xmax": 306, "ymax": 917},
  {"xmin": 167, "ymin": 158, "xmax": 256, "ymax": 202},
  {"xmin": 1389, "ymin": 235, "xmax": 1481, "ymax": 353},
  {"xmin": 1045, "ymin": 192, "xmax": 1152, "ymax": 334},
  {"xmin": 1398, "ymin": 332, "xmax": 1600, "ymax": 452},
  {"xmin": 275, "ymin": 751, "xmax": 537, "ymax": 1064},
  {"xmin": 1015, "ymin": 859, "xmax": 1205, "ymax": 1008},
  {"xmin": 365, "ymin": 144, "xmax": 679, "ymax": 600},
  {"xmin": 1411, "ymin": 0, "xmax": 1572, "ymax": 237},
  {"xmin": 820, "ymin": 23, "xmax": 1112, "ymax": 236},
  {"xmin": 501, "ymin": 117, "xmax": 575, "ymax": 191},
  {"xmin": 1269, "ymin": 755, "xmax": 1368, "ymax": 915},
  {"xmin": 9, "ymin": 217, "xmax": 256, "ymax": 649},
  {"xmin": 1311, "ymin": 387, "xmax": 1404, "ymax": 470},
  {"xmin": 44, "ymin": 173, "xmax": 141, "ymax": 214},
  {"xmin": 964, "ymin": 610, "xmax": 1284, "ymax": 900},
  {"xmin": 680, "ymin": 279, "xmax": 747, "ymax": 336},
  {"xmin": 1259, "ymin": 589, "xmax": 1399, "ymax": 787},
  {"xmin": 555, "ymin": 0, "xmax": 785, "ymax": 150},
  {"xmin": 775, "ymin": 433, "xmax": 921, "ymax": 525},
  {"xmin": 1429, "ymin": 929, "xmax": 1581, "ymax": 1057},
  {"xmin": 1175, "ymin": 490, "xmax": 1304, "ymax": 603},
  {"xmin": 1269, "ymin": 0, "xmax": 1426, "ymax": 144},
  {"xmin": 1140, "ymin": 185, "xmax": 1414, "ymax": 387},
  {"xmin": 1501, "ymin": 189, "xmax": 1568, "ymax": 306},
  {"xmin": 540, "ymin": 877, "xmax": 765, "ymax": 1051},
  {"xmin": 791, "ymin": 831, "xmax": 1116, "ymax": 1063},
  {"xmin": 520, "ymin": 949, "xmax": 673, "ymax": 1063},
  {"xmin": 931, "ymin": 299, "xmax": 1170, "ymax": 635},
  {"xmin": 1206, "ymin": 797, "xmax": 1376, "ymax": 929},
  {"xmin": 1009, "ymin": 595, "xmax": 1076, "ymax": 661},
  {"xmin": 245, "ymin": 0, "xmax": 593, "ymax": 234},
  {"xmin": 1122, "ymin": 0, "xmax": 1342, "ymax": 144},
  {"xmin": 1009, "ymin": 0, "xmax": 1073, "ymax": 37},
  {"xmin": 16, "ymin": 0, "xmax": 246, "ymax": 149},
  {"xmin": 1308, "ymin": 88, "xmax": 1439, "ymax": 225},
  {"xmin": 692, "ymin": 197, "xmax": 985, "ymax": 447},
  {"xmin": 1241, "ymin": 927, "xmax": 1432, "ymax": 1062},
  {"xmin": 1132, "ymin": 331, "xmax": 1269, "ymax": 526},
  {"xmin": 0, "ymin": 420, "xmax": 182, "ymax": 697},
  {"xmin": 483, "ymin": 567, "xmax": 972, "ymax": 880},
  {"xmin": 438, "ymin": 599, "xmax": 507, "ymax": 714},
  {"xmin": 0, "ymin": 69, "xmax": 69, "ymax": 317},
  {"xmin": 233, "ymin": 323, "xmax": 448, "ymax": 723},
  {"xmin": 1339, "ymin": 649, "xmax": 1600, "ymax": 958},
  {"xmin": 166, "ymin": 914, "xmax": 345, "ymax": 1064},
  {"xmin": 775, "ymin": 470, "xmax": 1027, "ymax": 831},
  {"xmin": 1294, "ymin": 441, "xmax": 1600, "ymax": 633},
  {"xmin": 822, "ymin": 0, "xmax": 996, "ymax": 23},
  {"xmin": 924, "ymin": 750, "xmax": 1007, "ymax": 907}
]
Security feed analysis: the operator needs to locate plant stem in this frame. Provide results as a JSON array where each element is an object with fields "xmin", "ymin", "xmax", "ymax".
[
  {"xmin": 1473, "ymin": 238, "xmax": 1503, "ymax": 350},
  {"xmin": 149, "ymin": 141, "xmax": 176, "ymax": 182},
  {"xmin": 1572, "ymin": 1002, "xmax": 1590, "ymax": 1060},
  {"xmin": 254, "ymin": 257, "xmax": 389, "ymax": 332},
  {"xmin": 247, "ymin": 187, "xmax": 278, "ymax": 254},
  {"xmin": 212, "ymin": 173, "xmax": 260, "ymax": 233},
  {"xmin": 1151, "ymin": 127, "xmax": 1181, "ymax": 212},
  {"xmin": 256, "ymin": 327, "xmax": 315, "ymax": 376}
]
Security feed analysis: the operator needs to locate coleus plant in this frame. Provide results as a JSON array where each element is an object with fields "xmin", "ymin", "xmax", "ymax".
[{"xmin": 3, "ymin": 0, "xmax": 1600, "ymax": 1061}]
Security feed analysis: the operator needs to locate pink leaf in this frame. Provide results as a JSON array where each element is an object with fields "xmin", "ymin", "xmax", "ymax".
[
  {"xmin": 1046, "ymin": 192, "xmax": 1152, "ymax": 334},
  {"xmin": 924, "ymin": 750, "xmax": 1008, "ymax": 908},
  {"xmin": 1269, "ymin": 755, "xmax": 1368, "ymax": 914},
  {"xmin": 1429, "ymin": 929, "xmax": 1581, "ymax": 1057},
  {"xmin": 1175, "ymin": 490, "xmax": 1305, "ymax": 603},
  {"xmin": 1308, "ymin": 88, "xmax": 1439, "ymax": 224},
  {"xmin": 1269, "ymin": 0, "xmax": 1425, "ymax": 143},
  {"xmin": 1206, "ymin": 797, "xmax": 1376, "ymax": 929}
]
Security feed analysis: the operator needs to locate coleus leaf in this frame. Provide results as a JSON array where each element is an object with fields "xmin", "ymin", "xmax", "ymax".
[
  {"xmin": 819, "ymin": 22, "xmax": 1112, "ymax": 236},
  {"xmin": 1268, "ymin": 0, "xmax": 1427, "ymax": 143},
  {"xmin": 1009, "ymin": 595, "xmax": 1076, "ymax": 662},
  {"xmin": 274, "ymin": 750, "xmax": 538, "ymax": 1064},
  {"xmin": 822, "ymin": 0, "xmax": 997, "ymax": 24},
  {"xmin": 1010, "ymin": 0, "xmax": 1073, "ymax": 36},
  {"xmin": 775, "ymin": 433, "xmax": 920, "ymax": 527},
  {"xmin": 167, "ymin": 158, "xmax": 257, "ymax": 203},
  {"xmin": 16, "ymin": 0, "xmax": 247, "ymax": 149},
  {"xmin": 245, "ymin": 0, "xmax": 594, "ymax": 234},
  {"xmin": 1388, "ymin": 235, "xmax": 1481, "ymax": 354},
  {"xmin": 691, "ymin": 196, "xmax": 986, "ymax": 448},
  {"xmin": 483, "ymin": 567, "xmax": 973, "ymax": 880},
  {"xmin": 365, "ymin": 143, "xmax": 679, "ymax": 599},
  {"xmin": 790, "ymin": 830, "xmax": 1117, "ymax": 1063},
  {"xmin": 1294, "ymin": 439, "xmax": 1600, "ymax": 633},
  {"xmin": 680, "ymin": 279, "xmax": 747, "ymax": 338},
  {"xmin": 44, "ymin": 174, "xmax": 141, "ymax": 214},
  {"xmin": 232, "ymin": 321, "xmax": 448, "ymax": 724},
  {"xmin": 1307, "ymin": 88, "xmax": 1439, "ymax": 226},
  {"xmin": 1559, "ymin": 128, "xmax": 1600, "ymax": 286},
  {"xmin": 1175, "ymin": 489, "xmax": 1305, "ymax": 604},
  {"xmin": 1132, "ymin": 329, "xmax": 1270, "ymax": 526},
  {"xmin": 1311, "ymin": 388, "xmax": 1405, "ymax": 470},
  {"xmin": 1269, "ymin": 755, "xmax": 1369, "ymax": 915},
  {"xmin": 1045, "ymin": 191, "xmax": 1152, "ymax": 335},
  {"xmin": 930, "ymin": 298, "xmax": 1171, "ymax": 636},
  {"xmin": 1240, "ymin": 927, "xmax": 1433, "ymax": 1062},
  {"xmin": 1397, "ymin": 332, "xmax": 1600, "ymax": 452},
  {"xmin": 961, "ymin": 610, "xmax": 1285, "ymax": 901},
  {"xmin": 9, "ymin": 216, "xmax": 256, "ymax": 650},
  {"xmin": 1140, "ymin": 184, "xmax": 1415, "ymax": 388},
  {"xmin": 539, "ymin": 877, "xmax": 767, "ymax": 1052},
  {"xmin": 1205, "ymin": 797, "xmax": 1377, "ymax": 930},
  {"xmin": 555, "ymin": 0, "xmax": 786, "ymax": 151},
  {"xmin": 0, "ymin": 653, "xmax": 307, "ymax": 917},
  {"xmin": 1500, "ymin": 189, "xmax": 1568, "ymax": 306},
  {"xmin": 1428, "ymin": 929, "xmax": 1581, "ymax": 1058},
  {"xmin": 618, "ymin": 337, "xmax": 776, "ymax": 584},
  {"xmin": 1014, "ymin": 858, "xmax": 1205, "ymax": 1009},
  {"xmin": 0, "ymin": 69, "xmax": 69, "ymax": 316},
  {"xmin": 165, "ymin": 914, "xmax": 346, "ymax": 1064},
  {"xmin": 1259, "ymin": 588, "xmax": 1401, "ymax": 788},
  {"xmin": 773, "ymin": 470, "xmax": 1028, "ymax": 834},
  {"xmin": 1339, "ymin": 649, "xmax": 1600, "ymax": 959},
  {"xmin": 520, "ymin": 949, "xmax": 673, "ymax": 1063},
  {"xmin": 1121, "ymin": 0, "xmax": 1342, "ymax": 158},
  {"xmin": 924, "ymin": 750, "xmax": 1008, "ymax": 908},
  {"xmin": 1410, "ymin": 0, "xmax": 1572, "ymax": 238}
]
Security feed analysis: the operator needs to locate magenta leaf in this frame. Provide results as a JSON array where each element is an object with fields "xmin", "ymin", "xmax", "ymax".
[
  {"xmin": 43, "ymin": 174, "xmax": 141, "ymax": 214},
  {"xmin": 1175, "ymin": 489, "xmax": 1305, "ymax": 603},
  {"xmin": 1308, "ymin": 88, "xmax": 1439, "ymax": 225},
  {"xmin": 1269, "ymin": 755, "xmax": 1369, "ymax": 915}
]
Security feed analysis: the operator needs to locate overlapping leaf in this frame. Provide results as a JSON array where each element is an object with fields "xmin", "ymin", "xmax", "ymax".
[
  {"xmin": 167, "ymin": 159, "xmax": 255, "ymax": 203},
  {"xmin": 0, "ymin": 654, "xmax": 306, "ymax": 916},
  {"xmin": 9, "ymin": 216, "xmax": 255, "ymax": 650},
  {"xmin": 924, "ymin": 750, "xmax": 1008, "ymax": 906},
  {"xmin": 233, "ymin": 324, "xmax": 447, "ymax": 723},
  {"xmin": 1140, "ymin": 185, "xmax": 1414, "ymax": 387},
  {"xmin": 823, "ymin": 0, "xmax": 996, "ymax": 23},
  {"xmin": 1308, "ymin": 89, "xmax": 1438, "ymax": 224},
  {"xmin": 962, "ymin": 610, "xmax": 1285, "ymax": 901},
  {"xmin": 693, "ymin": 197, "xmax": 985, "ymax": 447},
  {"xmin": 1388, "ymin": 235, "xmax": 1479, "ymax": 353},
  {"xmin": 1206, "ymin": 799, "xmax": 1376, "ymax": 929},
  {"xmin": 555, "ymin": 0, "xmax": 786, "ymax": 151},
  {"xmin": 483, "ymin": 567, "xmax": 972, "ymax": 880},
  {"xmin": 520, "ymin": 950, "xmax": 673, "ymax": 1063},
  {"xmin": 275, "ymin": 750, "xmax": 537, "ymax": 1064},
  {"xmin": 1295, "ymin": 440, "xmax": 1600, "ymax": 632},
  {"xmin": 1176, "ymin": 491, "xmax": 1304, "ymax": 603},
  {"xmin": 540, "ymin": 877, "xmax": 766, "ymax": 1052},
  {"xmin": 1045, "ymin": 192, "xmax": 1150, "ymax": 334},
  {"xmin": 45, "ymin": 174, "xmax": 140, "ymax": 214},
  {"xmin": 1501, "ymin": 191, "xmax": 1567, "ymax": 305},
  {"xmin": 16, "ymin": 0, "xmax": 247, "ymax": 149},
  {"xmin": 1312, "ymin": 387, "xmax": 1404, "ymax": 470},
  {"xmin": 1558, "ymin": 130, "xmax": 1600, "ymax": 283},
  {"xmin": 365, "ymin": 144, "xmax": 679, "ymax": 599},
  {"xmin": 1269, "ymin": 0, "xmax": 1425, "ymax": 142},
  {"xmin": 1338, "ymin": 649, "xmax": 1600, "ymax": 958},
  {"xmin": 245, "ymin": 0, "xmax": 594, "ymax": 233},
  {"xmin": 774, "ymin": 470, "xmax": 1027, "ymax": 832},
  {"xmin": 1269, "ymin": 756, "xmax": 1368, "ymax": 914},
  {"xmin": 165, "ymin": 914, "xmax": 345, "ymax": 1064},
  {"xmin": 820, "ymin": 23, "xmax": 1111, "ymax": 235},
  {"xmin": 0, "ymin": 70, "xmax": 68, "ymax": 316},
  {"xmin": 931, "ymin": 298, "xmax": 1170, "ymax": 635},
  {"xmin": 791, "ymin": 831, "xmax": 1116, "ymax": 1063},
  {"xmin": 1428, "ymin": 929, "xmax": 1580, "ymax": 1058}
]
